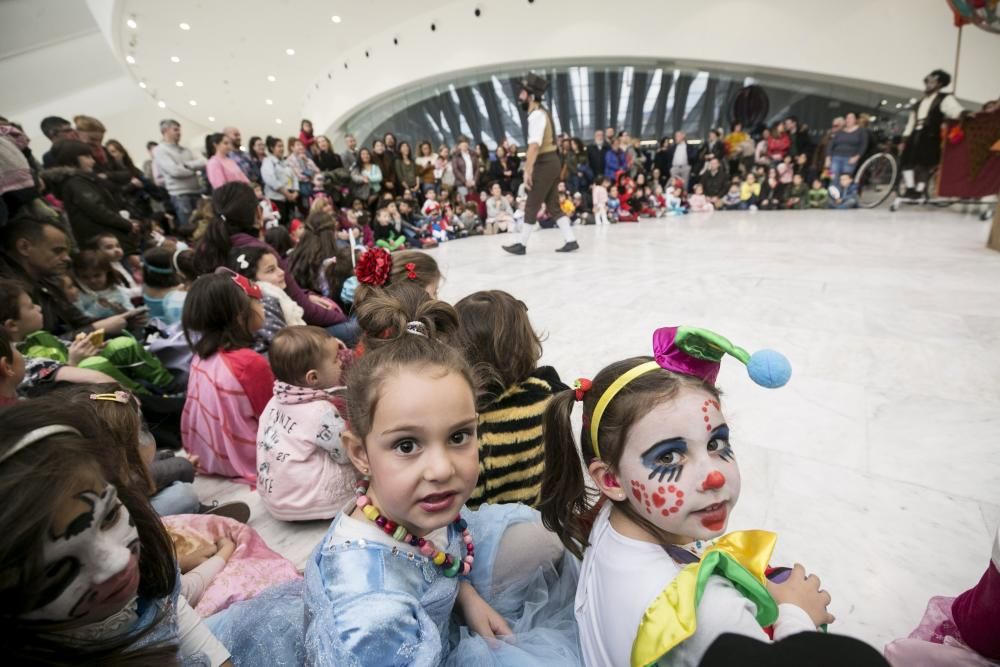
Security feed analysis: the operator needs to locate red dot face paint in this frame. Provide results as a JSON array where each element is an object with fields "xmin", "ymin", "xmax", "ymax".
[{"xmin": 651, "ymin": 485, "xmax": 684, "ymax": 515}]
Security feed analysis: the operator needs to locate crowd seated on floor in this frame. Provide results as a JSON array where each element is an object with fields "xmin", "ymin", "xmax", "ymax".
[{"xmin": 0, "ymin": 106, "xmax": 997, "ymax": 666}]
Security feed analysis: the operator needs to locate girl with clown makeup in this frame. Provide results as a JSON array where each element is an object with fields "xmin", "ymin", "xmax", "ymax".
[
  {"xmin": 539, "ymin": 326, "xmax": 836, "ymax": 667},
  {"xmin": 0, "ymin": 400, "xmax": 232, "ymax": 665}
]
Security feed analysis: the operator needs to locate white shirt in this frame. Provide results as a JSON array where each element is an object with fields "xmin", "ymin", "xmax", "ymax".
[
  {"xmin": 576, "ymin": 504, "xmax": 815, "ymax": 667},
  {"xmin": 904, "ymin": 92, "xmax": 964, "ymax": 136},
  {"xmin": 527, "ymin": 108, "xmax": 547, "ymax": 146},
  {"xmin": 673, "ymin": 143, "xmax": 689, "ymax": 167},
  {"xmin": 461, "ymin": 150, "xmax": 474, "ymax": 185}
]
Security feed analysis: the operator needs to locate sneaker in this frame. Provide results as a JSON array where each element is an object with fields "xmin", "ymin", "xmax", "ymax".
[
  {"xmin": 503, "ymin": 243, "xmax": 526, "ymax": 255},
  {"xmin": 555, "ymin": 241, "xmax": 579, "ymax": 253},
  {"xmin": 200, "ymin": 500, "xmax": 251, "ymax": 523}
]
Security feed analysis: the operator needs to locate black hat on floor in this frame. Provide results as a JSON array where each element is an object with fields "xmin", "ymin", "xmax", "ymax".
[
  {"xmin": 699, "ymin": 632, "xmax": 890, "ymax": 667},
  {"xmin": 520, "ymin": 73, "xmax": 549, "ymax": 98}
]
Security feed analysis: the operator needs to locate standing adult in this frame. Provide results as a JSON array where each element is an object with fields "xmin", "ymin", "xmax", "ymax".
[
  {"xmin": 152, "ymin": 119, "xmax": 205, "ymax": 229},
  {"xmin": 341, "ymin": 134, "xmax": 359, "ymax": 171},
  {"xmin": 587, "ymin": 129, "xmax": 610, "ymax": 180},
  {"xmin": 665, "ymin": 131, "xmax": 699, "ymax": 186},
  {"xmin": 489, "ymin": 144, "xmax": 516, "ymax": 193},
  {"xmin": 260, "ymin": 136, "xmax": 298, "ymax": 224},
  {"xmin": 451, "ymin": 137, "xmax": 479, "ymax": 199},
  {"xmin": 394, "ymin": 141, "xmax": 418, "ymax": 194},
  {"xmin": 899, "ymin": 69, "xmax": 965, "ymax": 200},
  {"xmin": 415, "ymin": 141, "xmax": 437, "ymax": 195},
  {"xmin": 246, "ymin": 136, "xmax": 267, "ymax": 185},
  {"xmin": 223, "ymin": 126, "xmax": 256, "ymax": 182},
  {"xmin": 502, "ymin": 73, "xmax": 578, "ymax": 255},
  {"xmin": 825, "ymin": 112, "xmax": 869, "ymax": 184},
  {"xmin": 39, "ymin": 116, "xmax": 78, "ymax": 169},
  {"xmin": 205, "ymin": 133, "xmax": 250, "ymax": 190},
  {"xmin": 314, "ymin": 136, "xmax": 343, "ymax": 172},
  {"xmin": 371, "ymin": 139, "xmax": 395, "ymax": 196},
  {"xmin": 604, "ymin": 137, "xmax": 627, "ymax": 181}
]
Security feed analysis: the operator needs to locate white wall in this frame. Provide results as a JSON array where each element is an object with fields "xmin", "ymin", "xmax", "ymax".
[{"xmin": 302, "ymin": 0, "xmax": 1000, "ymax": 135}]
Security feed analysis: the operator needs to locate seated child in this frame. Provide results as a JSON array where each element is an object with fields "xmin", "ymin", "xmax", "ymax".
[
  {"xmin": 786, "ymin": 173, "xmax": 809, "ymax": 210},
  {"xmin": 559, "ymin": 192, "xmax": 576, "ymax": 222},
  {"xmin": 181, "ymin": 271, "xmax": 273, "ymax": 484},
  {"xmin": 230, "ymin": 247, "xmax": 303, "ymax": 352},
  {"xmin": 688, "ymin": 183, "xmax": 715, "ymax": 212},
  {"xmin": 420, "ymin": 189, "xmax": 442, "ymax": 222},
  {"xmin": 808, "ymin": 178, "xmax": 830, "ymax": 209},
  {"xmin": 257, "ymin": 326, "xmax": 352, "ymax": 521},
  {"xmin": 459, "ymin": 202, "xmax": 482, "ymax": 235},
  {"xmin": 722, "ymin": 183, "xmax": 743, "ymax": 210},
  {"xmin": 455, "ymin": 290, "xmax": 568, "ymax": 508},
  {"xmin": 142, "ymin": 246, "xmax": 187, "ymax": 326},
  {"xmin": 1, "ymin": 279, "xmax": 173, "ymax": 395},
  {"xmin": 373, "ymin": 208, "xmax": 406, "ymax": 252},
  {"xmin": 300, "ymin": 285, "xmax": 580, "ymax": 665},
  {"xmin": 829, "ymin": 173, "xmax": 860, "ymax": 209},
  {"xmin": 0, "ymin": 401, "xmax": 230, "ymax": 664},
  {"xmin": 85, "ymin": 232, "xmax": 142, "ymax": 301},
  {"xmin": 540, "ymin": 326, "xmax": 835, "ymax": 667},
  {"xmin": 607, "ymin": 185, "xmax": 622, "ymax": 221},
  {"xmin": 666, "ymin": 186, "xmax": 687, "ymax": 216},
  {"xmin": 759, "ymin": 168, "xmax": 783, "ymax": 211},
  {"xmin": 72, "ymin": 249, "xmax": 132, "ymax": 319},
  {"xmin": 0, "ymin": 328, "xmax": 24, "ymax": 406},
  {"xmin": 739, "ymin": 173, "xmax": 761, "ymax": 210},
  {"xmin": 573, "ymin": 192, "xmax": 594, "ymax": 225}
]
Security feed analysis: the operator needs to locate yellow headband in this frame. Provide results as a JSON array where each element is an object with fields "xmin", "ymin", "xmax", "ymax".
[{"xmin": 589, "ymin": 360, "xmax": 660, "ymax": 460}]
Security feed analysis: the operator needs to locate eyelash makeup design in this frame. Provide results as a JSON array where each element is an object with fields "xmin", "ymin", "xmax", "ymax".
[
  {"xmin": 710, "ymin": 425, "xmax": 735, "ymax": 463},
  {"xmin": 641, "ymin": 439, "xmax": 687, "ymax": 484}
]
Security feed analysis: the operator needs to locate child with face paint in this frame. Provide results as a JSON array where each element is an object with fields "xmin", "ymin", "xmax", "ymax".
[
  {"xmin": 0, "ymin": 400, "xmax": 231, "ymax": 664},
  {"xmin": 297, "ymin": 283, "xmax": 581, "ymax": 666},
  {"xmin": 539, "ymin": 326, "xmax": 834, "ymax": 667}
]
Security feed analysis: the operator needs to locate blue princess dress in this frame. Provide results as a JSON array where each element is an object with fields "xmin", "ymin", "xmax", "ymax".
[{"xmin": 205, "ymin": 502, "xmax": 581, "ymax": 666}]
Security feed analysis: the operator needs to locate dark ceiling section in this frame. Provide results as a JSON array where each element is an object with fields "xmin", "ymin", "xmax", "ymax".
[{"xmin": 347, "ymin": 63, "xmax": 909, "ymax": 149}]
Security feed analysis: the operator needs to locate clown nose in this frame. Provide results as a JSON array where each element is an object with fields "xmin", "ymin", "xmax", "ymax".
[{"xmin": 702, "ymin": 471, "xmax": 726, "ymax": 490}]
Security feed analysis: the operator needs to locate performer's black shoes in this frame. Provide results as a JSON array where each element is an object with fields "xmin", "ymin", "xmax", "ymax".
[
  {"xmin": 503, "ymin": 243, "xmax": 527, "ymax": 255},
  {"xmin": 555, "ymin": 241, "xmax": 579, "ymax": 253}
]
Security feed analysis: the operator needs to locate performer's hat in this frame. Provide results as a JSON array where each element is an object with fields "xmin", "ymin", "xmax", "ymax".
[{"xmin": 520, "ymin": 73, "xmax": 549, "ymax": 98}]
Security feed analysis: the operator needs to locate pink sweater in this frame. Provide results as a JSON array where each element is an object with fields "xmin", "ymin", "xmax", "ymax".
[
  {"xmin": 206, "ymin": 155, "xmax": 250, "ymax": 189},
  {"xmin": 256, "ymin": 381, "xmax": 355, "ymax": 521},
  {"xmin": 592, "ymin": 185, "xmax": 609, "ymax": 209},
  {"xmin": 182, "ymin": 349, "xmax": 273, "ymax": 485}
]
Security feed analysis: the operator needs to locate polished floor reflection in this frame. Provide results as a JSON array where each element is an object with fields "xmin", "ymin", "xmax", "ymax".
[{"xmin": 195, "ymin": 205, "xmax": 1000, "ymax": 651}]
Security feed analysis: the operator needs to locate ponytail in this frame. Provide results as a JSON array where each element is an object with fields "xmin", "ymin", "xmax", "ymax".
[
  {"xmin": 538, "ymin": 388, "xmax": 594, "ymax": 559},
  {"xmin": 193, "ymin": 182, "xmax": 259, "ymax": 275}
]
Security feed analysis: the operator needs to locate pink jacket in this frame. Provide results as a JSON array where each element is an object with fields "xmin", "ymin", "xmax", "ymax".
[
  {"xmin": 256, "ymin": 381, "xmax": 355, "ymax": 521},
  {"xmin": 206, "ymin": 155, "xmax": 250, "ymax": 189},
  {"xmin": 182, "ymin": 349, "xmax": 274, "ymax": 485},
  {"xmin": 593, "ymin": 184, "xmax": 609, "ymax": 209}
]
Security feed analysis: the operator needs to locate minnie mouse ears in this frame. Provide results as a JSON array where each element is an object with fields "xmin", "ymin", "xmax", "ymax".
[{"xmin": 654, "ymin": 326, "xmax": 791, "ymax": 388}]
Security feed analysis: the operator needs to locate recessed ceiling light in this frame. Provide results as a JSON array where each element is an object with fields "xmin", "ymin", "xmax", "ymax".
[
  {"xmin": 208, "ymin": 116, "xmax": 216, "ymax": 122},
  {"xmin": 285, "ymin": 48, "xmax": 295, "ymax": 56},
  {"xmin": 125, "ymin": 55, "xmax": 136, "ymax": 64},
  {"xmin": 126, "ymin": 17, "xmax": 137, "ymax": 29},
  {"xmin": 138, "ymin": 81, "xmax": 147, "ymax": 89},
  {"xmin": 179, "ymin": 22, "xmax": 191, "ymax": 30},
  {"xmin": 267, "ymin": 74, "xmax": 276, "ymax": 82},
  {"xmin": 175, "ymin": 81, "xmax": 184, "ymax": 87},
  {"xmin": 331, "ymin": 15, "xmax": 342, "ymax": 23},
  {"xmin": 170, "ymin": 56, "xmax": 180, "ymax": 63},
  {"xmin": 275, "ymin": 118, "xmax": 283, "ymax": 125},
  {"xmin": 157, "ymin": 101, "xmax": 166, "ymax": 108},
  {"xmin": 880, "ymin": 99, "xmax": 888, "ymax": 105},
  {"xmin": 189, "ymin": 100, "xmax": 197, "ymax": 106},
  {"xmin": 895, "ymin": 102, "xmax": 902, "ymax": 108},
  {"xmin": 265, "ymin": 99, "xmax": 273, "ymax": 105}
]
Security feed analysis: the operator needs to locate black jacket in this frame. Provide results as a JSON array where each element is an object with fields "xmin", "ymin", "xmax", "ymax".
[
  {"xmin": 41, "ymin": 168, "xmax": 135, "ymax": 252},
  {"xmin": 660, "ymin": 143, "xmax": 700, "ymax": 173},
  {"xmin": 586, "ymin": 143, "xmax": 610, "ymax": 180},
  {"xmin": 0, "ymin": 250, "xmax": 94, "ymax": 337}
]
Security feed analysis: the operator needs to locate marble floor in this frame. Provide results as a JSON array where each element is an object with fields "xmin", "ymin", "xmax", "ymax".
[{"xmin": 195, "ymin": 204, "xmax": 1000, "ymax": 652}]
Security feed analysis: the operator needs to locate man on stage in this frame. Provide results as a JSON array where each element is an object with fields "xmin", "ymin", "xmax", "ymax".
[
  {"xmin": 503, "ymin": 73, "xmax": 578, "ymax": 255},
  {"xmin": 899, "ymin": 69, "xmax": 965, "ymax": 201}
]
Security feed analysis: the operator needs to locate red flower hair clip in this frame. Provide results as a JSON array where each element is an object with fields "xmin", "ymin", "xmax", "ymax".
[
  {"xmin": 573, "ymin": 378, "xmax": 593, "ymax": 402},
  {"xmin": 405, "ymin": 262, "xmax": 417, "ymax": 281},
  {"xmin": 215, "ymin": 267, "xmax": 262, "ymax": 300},
  {"xmin": 356, "ymin": 248, "xmax": 393, "ymax": 287}
]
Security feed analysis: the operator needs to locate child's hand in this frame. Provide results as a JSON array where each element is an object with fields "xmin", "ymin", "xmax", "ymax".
[
  {"xmin": 68, "ymin": 336, "xmax": 99, "ymax": 366},
  {"xmin": 457, "ymin": 581, "xmax": 512, "ymax": 642},
  {"xmin": 308, "ymin": 294, "xmax": 334, "ymax": 309},
  {"xmin": 766, "ymin": 563, "xmax": 835, "ymax": 628},
  {"xmin": 215, "ymin": 536, "xmax": 237, "ymax": 562}
]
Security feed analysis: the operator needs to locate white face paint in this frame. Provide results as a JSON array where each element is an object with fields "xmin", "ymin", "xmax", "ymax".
[
  {"xmin": 616, "ymin": 389, "xmax": 741, "ymax": 543},
  {"xmin": 23, "ymin": 481, "xmax": 140, "ymax": 626}
]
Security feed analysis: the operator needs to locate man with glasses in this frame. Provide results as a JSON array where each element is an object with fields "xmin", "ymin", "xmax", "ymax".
[{"xmin": 39, "ymin": 117, "xmax": 78, "ymax": 168}]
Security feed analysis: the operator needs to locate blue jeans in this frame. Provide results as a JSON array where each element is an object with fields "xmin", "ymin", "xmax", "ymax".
[
  {"xmin": 150, "ymin": 481, "xmax": 200, "ymax": 516},
  {"xmin": 327, "ymin": 317, "xmax": 361, "ymax": 347},
  {"xmin": 829, "ymin": 155, "xmax": 856, "ymax": 184},
  {"xmin": 170, "ymin": 193, "xmax": 201, "ymax": 229}
]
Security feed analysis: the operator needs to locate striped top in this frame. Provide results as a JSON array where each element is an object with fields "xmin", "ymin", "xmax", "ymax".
[{"xmin": 467, "ymin": 366, "xmax": 567, "ymax": 509}]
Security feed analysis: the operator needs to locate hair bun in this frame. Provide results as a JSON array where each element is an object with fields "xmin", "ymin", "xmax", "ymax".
[{"xmin": 355, "ymin": 283, "xmax": 458, "ymax": 349}]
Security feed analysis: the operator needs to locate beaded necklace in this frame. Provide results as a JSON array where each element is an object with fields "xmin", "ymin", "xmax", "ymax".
[{"xmin": 354, "ymin": 478, "xmax": 474, "ymax": 577}]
